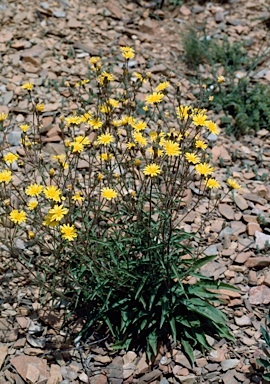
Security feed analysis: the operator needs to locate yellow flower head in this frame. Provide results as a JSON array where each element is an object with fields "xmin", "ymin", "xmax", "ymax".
[
  {"xmin": 28, "ymin": 200, "xmax": 38, "ymax": 210},
  {"xmin": 227, "ymin": 178, "xmax": 241, "ymax": 190},
  {"xmin": 74, "ymin": 135, "xmax": 90, "ymax": 145},
  {"xmin": 0, "ymin": 170, "xmax": 12, "ymax": 184},
  {"xmin": 71, "ymin": 141, "xmax": 84, "ymax": 153},
  {"xmin": 193, "ymin": 113, "xmax": 208, "ymax": 126},
  {"xmin": 35, "ymin": 104, "xmax": 44, "ymax": 112},
  {"xmin": 43, "ymin": 213, "xmax": 58, "ymax": 227},
  {"xmin": 132, "ymin": 120, "xmax": 147, "ymax": 131},
  {"xmin": 163, "ymin": 140, "xmax": 181, "ymax": 157},
  {"xmin": 145, "ymin": 92, "xmax": 164, "ymax": 105},
  {"xmin": 176, "ymin": 105, "xmax": 190, "ymax": 121},
  {"xmin": 205, "ymin": 178, "xmax": 220, "ymax": 189},
  {"xmin": 65, "ymin": 115, "xmax": 82, "ymax": 126},
  {"xmin": 101, "ymin": 187, "xmax": 118, "ymax": 200},
  {"xmin": 120, "ymin": 46, "xmax": 135, "ymax": 60},
  {"xmin": 195, "ymin": 140, "xmax": 207, "ymax": 150},
  {"xmin": 20, "ymin": 124, "xmax": 30, "ymax": 132},
  {"xmin": 88, "ymin": 118, "xmax": 103, "ymax": 130},
  {"xmin": 72, "ymin": 192, "xmax": 84, "ymax": 202},
  {"xmin": 108, "ymin": 98, "xmax": 119, "ymax": 108},
  {"xmin": 10, "ymin": 209, "xmax": 27, "ymax": 224},
  {"xmin": 21, "ymin": 82, "xmax": 34, "ymax": 91},
  {"xmin": 143, "ymin": 163, "xmax": 161, "ymax": 177},
  {"xmin": 97, "ymin": 133, "xmax": 114, "ymax": 146},
  {"xmin": 44, "ymin": 185, "xmax": 61, "ymax": 202},
  {"xmin": 60, "ymin": 224, "xmax": 77, "ymax": 241},
  {"xmin": 99, "ymin": 104, "xmax": 111, "ymax": 114},
  {"xmin": 134, "ymin": 159, "xmax": 141, "ymax": 167},
  {"xmin": 217, "ymin": 75, "xmax": 225, "ymax": 83},
  {"xmin": 133, "ymin": 72, "xmax": 145, "ymax": 82},
  {"xmin": 28, "ymin": 230, "xmax": 35, "ymax": 239},
  {"xmin": 133, "ymin": 131, "xmax": 147, "ymax": 147},
  {"xmin": 100, "ymin": 153, "xmax": 113, "ymax": 161},
  {"xmin": 195, "ymin": 163, "xmax": 214, "ymax": 177},
  {"xmin": 48, "ymin": 204, "xmax": 68, "ymax": 222},
  {"xmin": 155, "ymin": 81, "xmax": 170, "ymax": 92},
  {"xmin": 89, "ymin": 56, "xmax": 101, "ymax": 65},
  {"xmin": 185, "ymin": 152, "xmax": 200, "ymax": 164},
  {"xmin": 98, "ymin": 71, "xmax": 114, "ymax": 85},
  {"xmin": 205, "ymin": 120, "xmax": 219, "ymax": 135},
  {"xmin": 3, "ymin": 152, "xmax": 19, "ymax": 165},
  {"xmin": 0, "ymin": 113, "xmax": 8, "ymax": 122},
  {"xmin": 25, "ymin": 183, "xmax": 43, "ymax": 197}
]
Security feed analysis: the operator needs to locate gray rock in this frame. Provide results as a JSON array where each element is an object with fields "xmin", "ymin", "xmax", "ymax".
[
  {"xmin": 204, "ymin": 244, "xmax": 218, "ymax": 256},
  {"xmin": 207, "ymin": 133, "xmax": 218, "ymax": 141},
  {"xmin": 255, "ymin": 231, "xmax": 270, "ymax": 250},
  {"xmin": 7, "ymin": 131, "xmax": 22, "ymax": 146},
  {"xmin": 160, "ymin": 379, "xmax": 169, "ymax": 384},
  {"xmin": 221, "ymin": 358, "xmax": 240, "ymax": 371}
]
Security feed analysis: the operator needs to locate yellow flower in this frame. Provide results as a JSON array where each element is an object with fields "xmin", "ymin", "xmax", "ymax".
[
  {"xmin": 97, "ymin": 173, "xmax": 104, "ymax": 181},
  {"xmin": 227, "ymin": 178, "xmax": 241, "ymax": 189},
  {"xmin": 133, "ymin": 72, "xmax": 145, "ymax": 82},
  {"xmin": 132, "ymin": 120, "xmax": 147, "ymax": 131},
  {"xmin": 10, "ymin": 210, "xmax": 27, "ymax": 224},
  {"xmin": 28, "ymin": 200, "xmax": 38, "ymax": 210},
  {"xmin": 88, "ymin": 118, "xmax": 103, "ymax": 130},
  {"xmin": 72, "ymin": 192, "xmax": 84, "ymax": 202},
  {"xmin": 97, "ymin": 133, "xmax": 114, "ymax": 146},
  {"xmin": 49, "ymin": 168, "xmax": 55, "ymax": 177},
  {"xmin": 134, "ymin": 159, "xmax": 141, "ymax": 167},
  {"xmin": 126, "ymin": 142, "xmax": 136, "ymax": 150},
  {"xmin": 147, "ymin": 147, "xmax": 164, "ymax": 157},
  {"xmin": 100, "ymin": 153, "xmax": 113, "ymax": 161},
  {"xmin": 149, "ymin": 131, "xmax": 158, "ymax": 142},
  {"xmin": 205, "ymin": 178, "xmax": 220, "ymax": 189},
  {"xmin": 205, "ymin": 120, "xmax": 219, "ymax": 135},
  {"xmin": 155, "ymin": 81, "xmax": 170, "ymax": 92},
  {"xmin": 209, "ymin": 96, "xmax": 214, "ymax": 101},
  {"xmin": 21, "ymin": 82, "xmax": 34, "ymax": 91},
  {"xmin": 44, "ymin": 185, "xmax": 61, "ymax": 202},
  {"xmin": 143, "ymin": 106, "xmax": 148, "ymax": 112},
  {"xmin": 25, "ymin": 183, "xmax": 43, "ymax": 196},
  {"xmin": 0, "ymin": 113, "xmax": 8, "ymax": 122},
  {"xmin": 145, "ymin": 92, "xmax": 164, "ymax": 105},
  {"xmin": 163, "ymin": 140, "xmax": 181, "ymax": 156},
  {"xmin": 108, "ymin": 98, "xmax": 119, "ymax": 108},
  {"xmin": 3, "ymin": 152, "xmax": 19, "ymax": 164},
  {"xmin": 49, "ymin": 204, "xmax": 68, "ymax": 221},
  {"xmin": 195, "ymin": 140, "xmax": 207, "ymax": 150},
  {"xmin": 60, "ymin": 224, "xmax": 77, "ymax": 241},
  {"xmin": 120, "ymin": 46, "xmax": 135, "ymax": 60},
  {"xmin": 28, "ymin": 230, "xmax": 35, "ymax": 239},
  {"xmin": 195, "ymin": 163, "xmax": 214, "ymax": 177},
  {"xmin": 98, "ymin": 71, "xmax": 114, "ymax": 85},
  {"xmin": 0, "ymin": 170, "xmax": 12, "ymax": 184},
  {"xmin": 176, "ymin": 105, "xmax": 190, "ymax": 120},
  {"xmin": 99, "ymin": 104, "xmax": 111, "ymax": 114},
  {"xmin": 74, "ymin": 135, "xmax": 90, "ymax": 145},
  {"xmin": 43, "ymin": 213, "xmax": 58, "ymax": 227},
  {"xmin": 217, "ymin": 75, "xmax": 225, "ymax": 83},
  {"xmin": 20, "ymin": 124, "xmax": 30, "ymax": 132},
  {"xmin": 143, "ymin": 163, "xmax": 161, "ymax": 177},
  {"xmin": 133, "ymin": 131, "xmax": 147, "ymax": 147},
  {"xmin": 65, "ymin": 115, "xmax": 82, "ymax": 126},
  {"xmin": 71, "ymin": 141, "xmax": 84, "ymax": 153},
  {"xmin": 35, "ymin": 104, "xmax": 44, "ymax": 112},
  {"xmin": 193, "ymin": 113, "xmax": 208, "ymax": 126},
  {"xmin": 185, "ymin": 152, "xmax": 200, "ymax": 164},
  {"xmin": 101, "ymin": 187, "xmax": 118, "ymax": 200},
  {"xmin": 89, "ymin": 56, "xmax": 101, "ymax": 65}
]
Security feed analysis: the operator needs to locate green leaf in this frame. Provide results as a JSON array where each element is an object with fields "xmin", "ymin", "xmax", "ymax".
[
  {"xmin": 257, "ymin": 358, "xmax": 270, "ymax": 369},
  {"xmin": 146, "ymin": 330, "xmax": 158, "ymax": 357},
  {"xmin": 170, "ymin": 317, "xmax": 177, "ymax": 343},
  {"xmin": 263, "ymin": 372, "xmax": 270, "ymax": 380},
  {"xmin": 261, "ymin": 325, "xmax": 270, "ymax": 348},
  {"xmin": 189, "ymin": 255, "xmax": 217, "ymax": 270},
  {"xmin": 181, "ymin": 337, "xmax": 194, "ymax": 365}
]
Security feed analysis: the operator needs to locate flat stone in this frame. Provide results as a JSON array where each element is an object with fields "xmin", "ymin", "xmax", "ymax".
[
  {"xmin": 10, "ymin": 356, "xmax": 49, "ymax": 382},
  {"xmin": 219, "ymin": 204, "xmax": 235, "ymax": 220},
  {"xmin": 94, "ymin": 355, "xmax": 112, "ymax": 364},
  {"xmin": 173, "ymin": 374, "xmax": 196, "ymax": 384},
  {"xmin": 7, "ymin": 131, "xmax": 22, "ymax": 146},
  {"xmin": 136, "ymin": 353, "xmax": 149, "ymax": 375},
  {"xmin": 222, "ymin": 370, "xmax": 239, "ymax": 384},
  {"xmin": 122, "ymin": 363, "xmax": 136, "ymax": 380},
  {"xmin": 89, "ymin": 374, "xmax": 107, "ymax": 384},
  {"xmin": 107, "ymin": 356, "xmax": 123, "ymax": 379},
  {"xmin": 0, "ymin": 346, "xmax": 8, "ymax": 370},
  {"xmin": 123, "ymin": 351, "xmax": 137, "ymax": 365},
  {"xmin": 249, "ymin": 285, "xmax": 270, "ymax": 304},
  {"xmin": 221, "ymin": 359, "xmax": 240, "ymax": 371},
  {"xmin": 204, "ymin": 244, "xmax": 218, "ymax": 256},
  {"xmin": 255, "ymin": 231, "xmax": 270, "ymax": 250},
  {"xmin": 231, "ymin": 221, "xmax": 246, "ymax": 235},
  {"xmin": 235, "ymin": 251, "xmax": 252, "ymax": 264},
  {"xmin": 26, "ymin": 364, "xmax": 40, "ymax": 383},
  {"xmin": 234, "ymin": 315, "xmax": 251, "ymax": 326},
  {"xmin": 245, "ymin": 257, "xmax": 270, "ymax": 269},
  {"xmin": 174, "ymin": 353, "xmax": 192, "ymax": 369},
  {"xmin": 247, "ymin": 222, "xmax": 262, "ymax": 236},
  {"xmin": 264, "ymin": 272, "xmax": 270, "ymax": 287},
  {"xmin": 243, "ymin": 215, "xmax": 258, "ymax": 223},
  {"xmin": 138, "ymin": 369, "xmax": 162, "ymax": 383},
  {"xmin": 234, "ymin": 194, "xmax": 249, "ymax": 210}
]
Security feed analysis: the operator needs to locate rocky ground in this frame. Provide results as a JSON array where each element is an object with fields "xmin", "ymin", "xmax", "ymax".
[{"xmin": 0, "ymin": 0, "xmax": 270, "ymax": 383}]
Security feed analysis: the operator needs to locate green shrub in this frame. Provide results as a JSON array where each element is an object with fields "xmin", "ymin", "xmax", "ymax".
[{"xmin": 0, "ymin": 48, "xmax": 239, "ymax": 362}]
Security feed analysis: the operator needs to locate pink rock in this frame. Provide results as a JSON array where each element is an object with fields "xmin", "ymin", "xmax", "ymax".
[
  {"xmin": 10, "ymin": 356, "xmax": 49, "ymax": 382},
  {"xmin": 219, "ymin": 204, "xmax": 235, "ymax": 220},
  {"xmin": 249, "ymin": 285, "xmax": 270, "ymax": 305},
  {"xmin": 247, "ymin": 222, "xmax": 262, "ymax": 236},
  {"xmin": 245, "ymin": 257, "xmax": 270, "ymax": 269}
]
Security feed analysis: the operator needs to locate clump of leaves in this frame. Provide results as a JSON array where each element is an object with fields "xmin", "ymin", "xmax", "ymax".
[
  {"xmin": 257, "ymin": 310, "xmax": 270, "ymax": 381},
  {"xmin": 211, "ymin": 79, "xmax": 270, "ymax": 136}
]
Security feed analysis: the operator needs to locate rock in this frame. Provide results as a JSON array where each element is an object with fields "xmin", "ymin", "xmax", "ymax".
[
  {"xmin": 107, "ymin": 356, "xmax": 123, "ymax": 379},
  {"xmin": 249, "ymin": 285, "xmax": 270, "ymax": 304},
  {"xmin": 0, "ymin": 346, "xmax": 8, "ymax": 370},
  {"xmin": 26, "ymin": 364, "xmax": 40, "ymax": 383},
  {"xmin": 264, "ymin": 272, "xmax": 270, "ymax": 287},
  {"xmin": 8, "ymin": 131, "xmax": 22, "ymax": 146},
  {"xmin": 243, "ymin": 215, "xmax": 258, "ymax": 223},
  {"xmin": 10, "ymin": 356, "xmax": 49, "ymax": 382},
  {"xmin": 48, "ymin": 364, "xmax": 62, "ymax": 384},
  {"xmin": 243, "ymin": 193, "xmax": 267, "ymax": 205},
  {"xmin": 160, "ymin": 379, "xmax": 169, "ymax": 384},
  {"xmin": 94, "ymin": 355, "xmax": 112, "ymax": 364},
  {"xmin": 173, "ymin": 374, "xmax": 196, "ymax": 384},
  {"xmin": 245, "ymin": 257, "xmax": 270, "ymax": 269},
  {"xmin": 221, "ymin": 359, "xmax": 240, "ymax": 371},
  {"xmin": 247, "ymin": 222, "xmax": 262, "ymax": 236},
  {"xmin": 89, "ymin": 374, "xmax": 107, "ymax": 384},
  {"xmin": 136, "ymin": 353, "xmax": 149, "ymax": 375},
  {"xmin": 179, "ymin": 5, "xmax": 191, "ymax": 16},
  {"xmin": 234, "ymin": 315, "xmax": 251, "ymax": 326},
  {"xmin": 196, "ymin": 357, "xmax": 208, "ymax": 367},
  {"xmin": 205, "ymin": 363, "xmax": 219, "ymax": 372},
  {"xmin": 231, "ymin": 221, "xmax": 246, "ymax": 236},
  {"xmin": 211, "ymin": 219, "xmax": 224, "ymax": 233},
  {"xmin": 123, "ymin": 351, "xmax": 137, "ymax": 365},
  {"xmin": 255, "ymin": 231, "xmax": 270, "ymax": 250},
  {"xmin": 222, "ymin": 370, "xmax": 239, "ymax": 384},
  {"xmin": 219, "ymin": 204, "xmax": 235, "ymax": 220},
  {"xmin": 122, "ymin": 363, "xmax": 136, "ymax": 380},
  {"xmin": 235, "ymin": 251, "xmax": 252, "ymax": 264},
  {"xmin": 215, "ymin": 11, "xmax": 225, "ymax": 22},
  {"xmin": 174, "ymin": 353, "xmax": 192, "ymax": 369},
  {"xmin": 204, "ymin": 244, "xmax": 218, "ymax": 256},
  {"xmin": 248, "ymin": 270, "xmax": 258, "ymax": 285},
  {"xmin": 138, "ymin": 369, "xmax": 162, "ymax": 383}
]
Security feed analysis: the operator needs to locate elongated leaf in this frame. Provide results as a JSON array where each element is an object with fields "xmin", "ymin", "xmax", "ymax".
[
  {"xmin": 261, "ymin": 325, "xmax": 270, "ymax": 348},
  {"xmin": 170, "ymin": 317, "xmax": 177, "ymax": 343},
  {"xmin": 263, "ymin": 372, "xmax": 270, "ymax": 380},
  {"xmin": 185, "ymin": 298, "xmax": 228, "ymax": 324},
  {"xmin": 190, "ymin": 255, "xmax": 217, "ymax": 270},
  {"xmin": 181, "ymin": 337, "xmax": 194, "ymax": 365},
  {"xmin": 257, "ymin": 357, "xmax": 270, "ymax": 369},
  {"xmin": 147, "ymin": 330, "xmax": 158, "ymax": 356}
]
